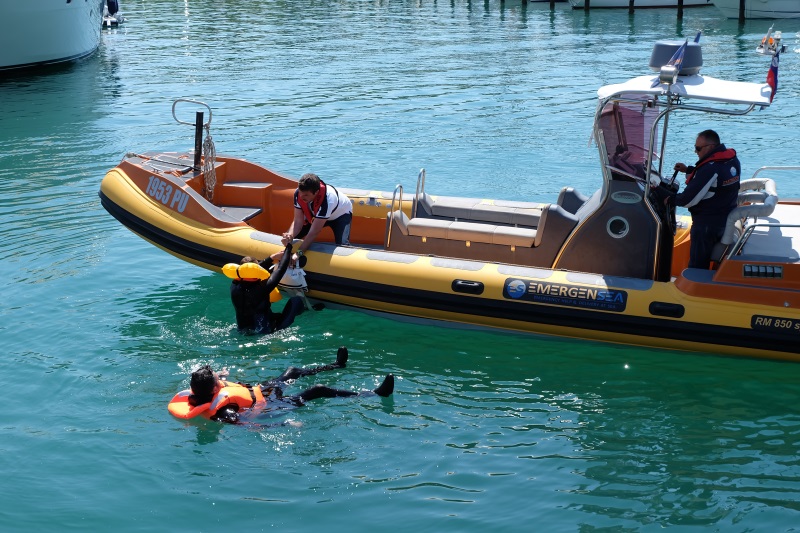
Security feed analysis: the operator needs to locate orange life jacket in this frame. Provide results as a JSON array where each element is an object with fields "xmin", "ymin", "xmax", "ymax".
[
  {"xmin": 167, "ymin": 381, "xmax": 266, "ymax": 419},
  {"xmin": 686, "ymin": 148, "xmax": 737, "ymax": 184},
  {"xmin": 299, "ymin": 181, "xmax": 327, "ymax": 225}
]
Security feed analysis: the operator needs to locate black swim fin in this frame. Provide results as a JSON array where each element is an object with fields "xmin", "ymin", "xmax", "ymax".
[
  {"xmin": 336, "ymin": 346, "xmax": 348, "ymax": 368},
  {"xmin": 373, "ymin": 374, "xmax": 394, "ymax": 397}
]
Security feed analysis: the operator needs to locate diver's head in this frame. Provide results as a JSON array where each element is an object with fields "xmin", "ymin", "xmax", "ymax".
[{"xmin": 189, "ymin": 365, "xmax": 218, "ymax": 405}]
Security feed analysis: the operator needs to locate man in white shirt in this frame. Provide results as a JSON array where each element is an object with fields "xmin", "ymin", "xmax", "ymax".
[{"xmin": 281, "ymin": 173, "xmax": 353, "ymax": 264}]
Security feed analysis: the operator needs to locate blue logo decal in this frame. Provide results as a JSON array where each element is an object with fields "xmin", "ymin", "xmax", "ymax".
[{"xmin": 506, "ymin": 279, "xmax": 527, "ymax": 299}]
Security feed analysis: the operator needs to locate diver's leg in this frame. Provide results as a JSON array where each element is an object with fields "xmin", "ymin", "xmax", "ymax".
[
  {"xmin": 274, "ymin": 296, "xmax": 305, "ymax": 331},
  {"xmin": 294, "ymin": 373, "xmax": 395, "ymax": 403},
  {"xmin": 268, "ymin": 347, "xmax": 349, "ymax": 384},
  {"xmin": 296, "ymin": 384, "xmax": 358, "ymax": 402}
]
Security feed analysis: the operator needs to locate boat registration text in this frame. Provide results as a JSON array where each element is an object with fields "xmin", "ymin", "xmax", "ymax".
[
  {"xmin": 146, "ymin": 175, "xmax": 189, "ymax": 213},
  {"xmin": 752, "ymin": 315, "xmax": 800, "ymax": 334}
]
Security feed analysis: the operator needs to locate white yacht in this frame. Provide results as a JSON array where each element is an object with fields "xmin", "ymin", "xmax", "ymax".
[
  {"xmin": 712, "ymin": 0, "xmax": 800, "ymax": 19},
  {"xmin": 568, "ymin": 0, "xmax": 712, "ymax": 7},
  {"xmin": 0, "ymin": 0, "xmax": 104, "ymax": 71}
]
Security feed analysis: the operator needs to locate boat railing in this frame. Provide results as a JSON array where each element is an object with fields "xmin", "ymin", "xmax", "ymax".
[
  {"xmin": 387, "ymin": 184, "xmax": 405, "ymax": 248},
  {"xmin": 412, "ymin": 168, "xmax": 426, "ymax": 218},
  {"xmin": 750, "ymin": 166, "xmax": 800, "ymax": 181}
]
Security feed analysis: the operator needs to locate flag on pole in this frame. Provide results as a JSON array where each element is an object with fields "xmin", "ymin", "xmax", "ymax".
[
  {"xmin": 668, "ymin": 39, "xmax": 689, "ymax": 72},
  {"xmin": 767, "ymin": 50, "xmax": 780, "ymax": 103}
]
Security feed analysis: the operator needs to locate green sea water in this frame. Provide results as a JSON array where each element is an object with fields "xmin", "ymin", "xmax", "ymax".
[{"xmin": 2, "ymin": 1, "xmax": 799, "ymax": 531}]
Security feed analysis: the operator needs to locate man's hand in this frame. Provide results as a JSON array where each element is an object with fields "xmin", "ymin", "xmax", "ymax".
[{"xmin": 673, "ymin": 163, "xmax": 688, "ymax": 173}]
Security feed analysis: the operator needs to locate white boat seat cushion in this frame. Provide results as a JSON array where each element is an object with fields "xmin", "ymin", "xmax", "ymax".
[
  {"xmin": 418, "ymin": 192, "xmax": 541, "ymax": 227},
  {"xmin": 492, "ymin": 225, "xmax": 537, "ymax": 247},
  {"xmin": 405, "ymin": 217, "xmax": 536, "ymax": 247},
  {"xmin": 407, "ymin": 217, "xmax": 451, "ymax": 239}
]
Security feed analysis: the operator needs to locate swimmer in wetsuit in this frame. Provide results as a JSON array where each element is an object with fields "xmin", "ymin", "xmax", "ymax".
[
  {"xmin": 229, "ymin": 243, "xmax": 305, "ymax": 334},
  {"xmin": 173, "ymin": 347, "xmax": 395, "ymax": 424}
]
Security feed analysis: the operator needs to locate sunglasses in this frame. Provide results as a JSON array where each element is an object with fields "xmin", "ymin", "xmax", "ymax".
[{"xmin": 695, "ymin": 144, "xmax": 712, "ymax": 152}]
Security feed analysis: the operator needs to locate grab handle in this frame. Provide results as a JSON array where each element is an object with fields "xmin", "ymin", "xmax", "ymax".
[{"xmin": 172, "ymin": 99, "xmax": 212, "ymax": 128}]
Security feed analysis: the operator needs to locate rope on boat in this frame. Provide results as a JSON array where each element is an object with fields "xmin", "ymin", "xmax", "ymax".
[{"xmin": 202, "ymin": 125, "xmax": 217, "ymax": 201}]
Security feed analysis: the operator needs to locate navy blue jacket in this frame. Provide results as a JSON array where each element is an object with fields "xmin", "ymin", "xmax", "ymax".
[{"xmin": 675, "ymin": 144, "xmax": 740, "ymax": 225}]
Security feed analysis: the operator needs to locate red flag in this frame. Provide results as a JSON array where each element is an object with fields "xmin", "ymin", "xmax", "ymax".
[{"xmin": 767, "ymin": 50, "xmax": 780, "ymax": 103}]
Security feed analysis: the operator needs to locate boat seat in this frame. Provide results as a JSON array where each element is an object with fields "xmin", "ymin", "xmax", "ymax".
[
  {"xmin": 219, "ymin": 206, "xmax": 262, "ymax": 221},
  {"xmin": 386, "ymin": 209, "xmax": 567, "ymax": 268},
  {"xmin": 714, "ymin": 178, "xmax": 778, "ymax": 263},
  {"xmin": 416, "ymin": 192, "xmax": 542, "ymax": 227},
  {"xmin": 400, "ymin": 211, "xmax": 537, "ymax": 247},
  {"xmin": 556, "ymin": 186, "xmax": 590, "ymax": 215},
  {"xmin": 534, "ymin": 203, "xmax": 579, "ymax": 248},
  {"xmin": 216, "ymin": 182, "xmax": 272, "ymax": 212},
  {"xmin": 711, "ymin": 219, "xmax": 743, "ymax": 264}
]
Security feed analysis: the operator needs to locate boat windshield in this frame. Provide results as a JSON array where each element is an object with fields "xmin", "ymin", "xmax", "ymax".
[{"xmin": 598, "ymin": 95, "xmax": 661, "ymax": 182}]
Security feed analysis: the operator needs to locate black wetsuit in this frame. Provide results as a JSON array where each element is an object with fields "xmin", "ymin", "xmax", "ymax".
[
  {"xmin": 229, "ymin": 245, "xmax": 304, "ymax": 334},
  {"xmin": 212, "ymin": 362, "xmax": 355, "ymax": 424}
]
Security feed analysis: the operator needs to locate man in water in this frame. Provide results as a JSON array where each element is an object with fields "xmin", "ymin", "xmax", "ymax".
[
  {"xmin": 169, "ymin": 347, "xmax": 395, "ymax": 424},
  {"xmin": 673, "ymin": 129, "xmax": 741, "ymax": 269},
  {"xmin": 281, "ymin": 173, "xmax": 353, "ymax": 265},
  {"xmin": 229, "ymin": 243, "xmax": 305, "ymax": 334}
]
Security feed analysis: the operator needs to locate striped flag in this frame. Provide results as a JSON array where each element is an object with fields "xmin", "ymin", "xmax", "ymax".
[
  {"xmin": 668, "ymin": 39, "xmax": 689, "ymax": 72},
  {"xmin": 767, "ymin": 50, "xmax": 780, "ymax": 103}
]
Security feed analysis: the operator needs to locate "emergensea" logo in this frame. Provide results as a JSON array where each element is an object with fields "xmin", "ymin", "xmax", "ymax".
[{"xmin": 503, "ymin": 278, "xmax": 627, "ymax": 312}]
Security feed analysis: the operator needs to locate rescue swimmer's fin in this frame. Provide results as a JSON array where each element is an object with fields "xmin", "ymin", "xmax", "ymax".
[
  {"xmin": 336, "ymin": 346, "xmax": 348, "ymax": 368},
  {"xmin": 374, "ymin": 374, "xmax": 395, "ymax": 397}
]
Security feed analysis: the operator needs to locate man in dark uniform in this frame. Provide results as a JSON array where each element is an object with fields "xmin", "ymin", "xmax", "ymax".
[
  {"xmin": 673, "ymin": 129, "xmax": 741, "ymax": 269},
  {"xmin": 230, "ymin": 243, "xmax": 305, "ymax": 334}
]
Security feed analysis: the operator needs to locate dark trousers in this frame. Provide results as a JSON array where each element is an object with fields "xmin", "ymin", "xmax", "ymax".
[
  {"xmin": 689, "ymin": 219, "xmax": 725, "ymax": 270},
  {"xmin": 297, "ymin": 212, "xmax": 352, "ymax": 245}
]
